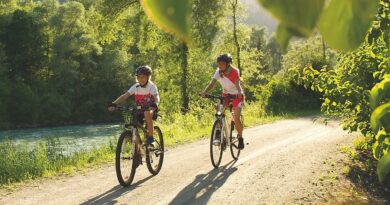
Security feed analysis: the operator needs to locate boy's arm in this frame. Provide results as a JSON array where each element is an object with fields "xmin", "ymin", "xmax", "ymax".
[
  {"xmin": 151, "ymin": 85, "xmax": 160, "ymax": 106},
  {"xmin": 153, "ymin": 94, "xmax": 160, "ymax": 105},
  {"xmin": 112, "ymin": 92, "xmax": 132, "ymax": 105}
]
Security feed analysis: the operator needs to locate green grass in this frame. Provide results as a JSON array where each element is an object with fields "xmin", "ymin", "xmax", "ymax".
[
  {"xmin": 0, "ymin": 103, "xmax": 320, "ymax": 186},
  {"xmin": 0, "ymin": 138, "xmax": 116, "ymax": 186}
]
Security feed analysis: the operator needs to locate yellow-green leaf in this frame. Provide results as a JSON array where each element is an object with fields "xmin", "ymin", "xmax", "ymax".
[
  {"xmin": 370, "ymin": 78, "xmax": 390, "ymax": 109},
  {"xmin": 276, "ymin": 24, "xmax": 292, "ymax": 49},
  {"xmin": 141, "ymin": 0, "xmax": 191, "ymax": 43},
  {"xmin": 378, "ymin": 153, "xmax": 390, "ymax": 182},
  {"xmin": 373, "ymin": 129, "xmax": 388, "ymax": 160},
  {"xmin": 258, "ymin": 0, "xmax": 324, "ymax": 37},
  {"xmin": 373, "ymin": 140, "xmax": 381, "ymax": 160},
  {"xmin": 371, "ymin": 102, "xmax": 390, "ymax": 133},
  {"xmin": 318, "ymin": 0, "xmax": 379, "ymax": 51}
]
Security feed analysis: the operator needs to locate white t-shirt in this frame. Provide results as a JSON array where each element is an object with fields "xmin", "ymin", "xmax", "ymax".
[
  {"xmin": 213, "ymin": 68, "xmax": 240, "ymax": 95},
  {"xmin": 127, "ymin": 81, "xmax": 160, "ymax": 106}
]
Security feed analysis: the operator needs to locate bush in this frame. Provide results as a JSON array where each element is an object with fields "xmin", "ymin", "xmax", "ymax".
[{"xmin": 257, "ymin": 71, "xmax": 322, "ymax": 114}]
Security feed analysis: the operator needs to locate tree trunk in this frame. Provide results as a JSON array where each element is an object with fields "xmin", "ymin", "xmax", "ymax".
[
  {"xmin": 322, "ymin": 37, "xmax": 326, "ymax": 62},
  {"xmin": 180, "ymin": 42, "xmax": 189, "ymax": 113},
  {"xmin": 231, "ymin": 0, "xmax": 242, "ymax": 75}
]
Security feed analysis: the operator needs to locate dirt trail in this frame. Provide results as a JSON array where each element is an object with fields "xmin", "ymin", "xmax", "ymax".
[{"xmin": 0, "ymin": 118, "xmax": 355, "ymax": 205}]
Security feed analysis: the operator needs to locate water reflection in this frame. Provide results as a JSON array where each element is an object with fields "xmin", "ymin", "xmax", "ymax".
[{"xmin": 0, "ymin": 123, "xmax": 123, "ymax": 153}]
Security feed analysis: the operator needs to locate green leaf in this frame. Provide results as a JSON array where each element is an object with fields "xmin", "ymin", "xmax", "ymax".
[
  {"xmin": 378, "ymin": 153, "xmax": 390, "ymax": 182},
  {"xmin": 373, "ymin": 129, "xmax": 388, "ymax": 160},
  {"xmin": 318, "ymin": 0, "xmax": 379, "ymax": 51},
  {"xmin": 373, "ymin": 140, "xmax": 381, "ymax": 160},
  {"xmin": 371, "ymin": 102, "xmax": 390, "ymax": 133},
  {"xmin": 258, "ymin": 0, "xmax": 324, "ymax": 37},
  {"xmin": 317, "ymin": 86, "xmax": 324, "ymax": 93},
  {"xmin": 370, "ymin": 78, "xmax": 390, "ymax": 109},
  {"xmin": 276, "ymin": 25, "xmax": 292, "ymax": 49},
  {"xmin": 141, "ymin": 0, "xmax": 191, "ymax": 43}
]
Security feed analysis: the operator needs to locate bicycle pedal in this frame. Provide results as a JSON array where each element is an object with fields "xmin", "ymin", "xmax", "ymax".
[
  {"xmin": 221, "ymin": 142, "xmax": 226, "ymax": 151},
  {"xmin": 155, "ymin": 150, "xmax": 163, "ymax": 156}
]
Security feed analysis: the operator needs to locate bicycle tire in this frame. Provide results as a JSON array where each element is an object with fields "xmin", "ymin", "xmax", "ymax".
[
  {"xmin": 210, "ymin": 120, "xmax": 223, "ymax": 169},
  {"xmin": 115, "ymin": 130, "xmax": 138, "ymax": 187},
  {"xmin": 146, "ymin": 126, "xmax": 164, "ymax": 175}
]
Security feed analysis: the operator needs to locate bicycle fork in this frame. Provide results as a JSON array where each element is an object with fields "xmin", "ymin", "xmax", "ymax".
[
  {"xmin": 222, "ymin": 117, "xmax": 231, "ymax": 146},
  {"xmin": 214, "ymin": 117, "xmax": 231, "ymax": 147}
]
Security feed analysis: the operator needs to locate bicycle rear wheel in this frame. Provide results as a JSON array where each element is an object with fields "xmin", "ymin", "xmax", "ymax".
[
  {"xmin": 230, "ymin": 121, "xmax": 241, "ymax": 160},
  {"xmin": 146, "ymin": 126, "xmax": 164, "ymax": 175},
  {"xmin": 210, "ymin": 120, "xmax": 223, "ymax": 169},
  {"xmin": 115, "ymin": 131, "xmax": 138, "ymax": 187}
]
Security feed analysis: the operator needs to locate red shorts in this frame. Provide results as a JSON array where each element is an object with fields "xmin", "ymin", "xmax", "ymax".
[{"xmin": 222, "ymin": 94, "xmax": 244, "ymax": 108}]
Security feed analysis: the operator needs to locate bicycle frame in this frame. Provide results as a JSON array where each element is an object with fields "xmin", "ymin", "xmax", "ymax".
[
  {"xmin": 120, "ymin": 106, "xmax": 150, "ymax": 159},
  {"xmin": 214, "ymin": 98, "xmax": 232, "ymax": 147}
]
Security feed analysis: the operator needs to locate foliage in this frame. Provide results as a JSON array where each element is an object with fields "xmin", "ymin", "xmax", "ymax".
[
  {"xmin": 295, "ymin": 0, "xmax": 390, "ymax": 181},
  {"xmin": 135, "ymin": 0, "xmax": 379, "ymax": 52},
  {"xmin": 370, "ymin": 77, "xmax": 390, "ymax": 182}
]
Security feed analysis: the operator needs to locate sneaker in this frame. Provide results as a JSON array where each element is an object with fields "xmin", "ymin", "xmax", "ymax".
[
  {"xmin": 213, "ymin": 130, "xmax": 221, "ymax": 146},
  {"xmin": 147, "ymin": 136, "xmax": 155, "ymax": 149},
  {"xmin": 238, "ymin": 137, "xmax": 244, "ymax": 150}
]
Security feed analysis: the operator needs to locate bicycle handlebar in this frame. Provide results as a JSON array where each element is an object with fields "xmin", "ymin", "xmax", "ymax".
[
  {"xmin": 201, "ymin": 94, "xmax": 239, "ymax": 100},
  {"xmin": 115, "ymin": 105, "xmax": 153, "ymax": 112}
]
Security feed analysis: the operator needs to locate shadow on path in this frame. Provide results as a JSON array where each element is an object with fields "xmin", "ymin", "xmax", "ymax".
[{"xmin": 169, "ymin": 160, "xmax": 238, "ymax": 205}]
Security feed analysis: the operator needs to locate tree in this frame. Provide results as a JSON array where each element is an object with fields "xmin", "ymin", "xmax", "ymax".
[
  {"xmin": 266, "ymin": 35, "xmax": 282, "ymax": 72},
  {"xmin": 2, "ymin": 9, "xmax": 47, "ymax": 81},
  {"xmin": 230, "ymin": 0, "xmax": 242, "ymax": 73},
  {"xmin": 49, "ymin": 1, "xmax": 102, "ymax": 121}
]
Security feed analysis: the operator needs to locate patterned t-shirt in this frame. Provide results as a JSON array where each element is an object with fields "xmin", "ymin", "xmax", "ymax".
[{"xmin": 127, "ymin": 81, "xmax": 160, "ymax": 106}]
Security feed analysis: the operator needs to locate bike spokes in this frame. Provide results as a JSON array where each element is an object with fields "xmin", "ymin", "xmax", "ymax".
[
  {"xmin": 116, "ymin": 131, "xmax": 137, "ymax": 187},
  {"xmin": 210, "ymin": 121, "xmax": 223, "ymax": 168},
  {"xmin": 146, "ymin": 126, "xmax": 164, "ymax": 175},
  {"xmin": 230, "ymin": 122, "xmax": 241, "ymax": 160}
]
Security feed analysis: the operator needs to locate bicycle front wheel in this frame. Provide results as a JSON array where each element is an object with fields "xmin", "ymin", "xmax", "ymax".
[
  {"xmin": 210, "ymin": 120, "xmax": 223, "ymax": 169},
  {"xmin": 146, "ymin": 126, "xmax": 164, "ymax": 175},
  {"xmin": 230, "ymin": 121, "xmax": 241, "ymax": 160},
  {"xmin": 115, "ymin": 131, "xmax": 138, "ymax": 187}
]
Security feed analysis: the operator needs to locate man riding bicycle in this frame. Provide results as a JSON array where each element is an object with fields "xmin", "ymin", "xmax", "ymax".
[
  {"xmin": 108, "ymin": 65, "xmax": 160, "ymax": 149},
  {"xmin": 201, "ymin": 54, "xmax": 245, "ymax": 150}
]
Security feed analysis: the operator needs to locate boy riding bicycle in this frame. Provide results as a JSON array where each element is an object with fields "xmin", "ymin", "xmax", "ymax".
[
  {"xmin": 201, "ymin": 54, "xmax": 245, "ymax": 150},
  {"xmin": 108, "ymin": 65, "xmax": 159, "ymax": 148}
]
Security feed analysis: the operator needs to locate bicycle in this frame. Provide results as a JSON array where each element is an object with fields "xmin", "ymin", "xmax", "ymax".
[
  {"xmin": 114, "ymin": 105, "xmax": 164, "ymax": 187},
  {"xmin": 203, "ymin": 94, "xmax": 243, "ymax": 168}
]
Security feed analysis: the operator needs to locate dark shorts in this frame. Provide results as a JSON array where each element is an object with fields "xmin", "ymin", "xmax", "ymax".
[{"xmin": 134, "ymin": 110, "xmax": 158, "ymax": 124}]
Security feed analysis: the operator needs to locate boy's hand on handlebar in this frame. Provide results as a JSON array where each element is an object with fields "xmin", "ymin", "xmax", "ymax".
[
  {"xmin": 107, "ymin": 102, "xmax": 117, "ymax": 112},
  {"xmin": 149, "ymin": 103, "xmax": 159, "ymax": 111}
]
